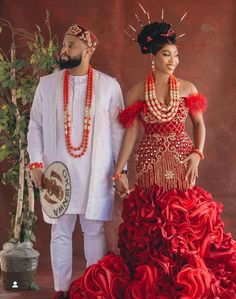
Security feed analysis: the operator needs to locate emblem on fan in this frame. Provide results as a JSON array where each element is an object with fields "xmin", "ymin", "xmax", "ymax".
[{"xmin": 40, "ymin": 161, "xmax": 71, "ymax": 219}]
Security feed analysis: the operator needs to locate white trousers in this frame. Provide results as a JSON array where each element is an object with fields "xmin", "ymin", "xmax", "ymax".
[{"xmin": 50, "ymin": 214, "xmax": 106, "ymax": 291}]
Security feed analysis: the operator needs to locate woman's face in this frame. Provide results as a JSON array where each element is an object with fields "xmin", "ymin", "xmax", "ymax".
[{"xmin": 153, "ymin": 44, "xmax": 179, "ymax": 75}]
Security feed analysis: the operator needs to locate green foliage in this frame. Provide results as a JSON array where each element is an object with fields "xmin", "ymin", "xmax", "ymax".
[
  {"xmin": 2, "ymin": 163, "xmax": 19, "ymax": 188},
  {"xmin": 20, "ymin": 211, "xmax": 37, "ymax": 243},
  {"xmin": 0, "ymin": 14, "xmax": 59, "ymax": 243}
]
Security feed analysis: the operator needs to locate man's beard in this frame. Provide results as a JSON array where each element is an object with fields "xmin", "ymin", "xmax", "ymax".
[{"xmin": 58, "ymin": 55, "xmax": 82, "ymax": 70}]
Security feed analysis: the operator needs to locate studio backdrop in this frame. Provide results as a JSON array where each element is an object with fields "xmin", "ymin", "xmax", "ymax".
[{"xmin": 0, "ymin": 0, "xmax": 236, "ymax": 270}]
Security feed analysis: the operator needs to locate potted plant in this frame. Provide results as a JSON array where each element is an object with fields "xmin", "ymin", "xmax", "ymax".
[{"xmin": 0, "ymin": 11, "xmax": 58, "ymax": 290}]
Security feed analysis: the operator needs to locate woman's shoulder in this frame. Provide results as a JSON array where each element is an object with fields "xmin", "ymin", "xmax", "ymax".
[
  {"xmin": 177, "ymin": 78, "xmax": 198, "ymax": 97},
  {"xmin": 126, "ymin": 81, "xmax": 145, "ymax": 106},
  {"xmin": 177, "ymin": 78, "xmax": 207, "ymax": 114},
  {"xmin": 118, "ymin": 81, "xmax": 147, "ymax": 128}
]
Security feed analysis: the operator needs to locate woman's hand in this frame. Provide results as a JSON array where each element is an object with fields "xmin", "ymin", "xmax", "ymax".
[
  {"xmin": 30, "ymin": 168, "xmax": 44, "ymax": 190},
  {"xmin": 182, "ymin": 152, "xmax": 201, "ymax": 187},
  {"xmin": 114, "ymin": 174, "xmax": 129, "ymax": 198}
]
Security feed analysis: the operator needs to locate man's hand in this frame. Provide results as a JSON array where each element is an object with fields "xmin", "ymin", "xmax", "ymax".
[{"xmin": 30, "ymin": 168, "xmax": 44, "ymax": 190}]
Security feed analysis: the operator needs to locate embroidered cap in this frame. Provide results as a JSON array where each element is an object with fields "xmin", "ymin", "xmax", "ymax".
[{"xmin": 66, "ymin": 24, "xmax": 98, "ymax": 49}]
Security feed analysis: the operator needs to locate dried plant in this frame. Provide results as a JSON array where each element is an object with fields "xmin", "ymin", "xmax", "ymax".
[{"xmin": 0, "ymin": 11, "xmax": 59, "ymax": 243}]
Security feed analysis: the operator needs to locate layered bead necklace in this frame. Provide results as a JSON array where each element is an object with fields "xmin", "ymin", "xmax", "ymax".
[
  {"xmin": 63, "ymin": 65, "xmax": 93, "ymax": 158},
  {"xmin": 145, "ymin": 73, "xmax": 180, "ymax": 122}
]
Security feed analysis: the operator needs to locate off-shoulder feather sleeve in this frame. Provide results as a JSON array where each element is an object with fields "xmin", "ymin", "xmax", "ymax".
[
  {"xmin": 185, "ymin": 94, "xmax": 208, "ymax": 115},
  {"xmin": 118, "ymin": 101, "xmax": 147, "ymax": 128}
]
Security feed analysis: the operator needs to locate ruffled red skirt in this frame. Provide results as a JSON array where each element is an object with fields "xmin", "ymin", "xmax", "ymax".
[{"xmin": 70, "ymin": 185, "xmax": 236, "ymax": 299}]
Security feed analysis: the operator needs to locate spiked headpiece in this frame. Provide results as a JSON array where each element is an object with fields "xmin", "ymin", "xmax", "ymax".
[{"xmin": 124, "ymin": 2, "xmax": 187, "ymax": 50}]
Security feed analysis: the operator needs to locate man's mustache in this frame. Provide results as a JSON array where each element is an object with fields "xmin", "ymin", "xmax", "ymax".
[{"xmin": 61, "ymin": 54, "xmax": 70, "ymax": 60}]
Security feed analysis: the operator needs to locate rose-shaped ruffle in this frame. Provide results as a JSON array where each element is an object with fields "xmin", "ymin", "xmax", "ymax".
[
  {"xmin": 124, "ymin": 264, "xmax": 162, "ymax": 298},
  {"xmin": 119, "ymin": 184, "xmax": 236, "ymax": 297},
  {"xmin": 176, "ymin": 255, "xmax": 211, "ymax": 298},
  {"xmin": 70, "ymin": 253, "xmax": 130, "ymax": 299},
  {"xmin": 70, "ymin": 184, "xmax": 236, "ymax": 298}
]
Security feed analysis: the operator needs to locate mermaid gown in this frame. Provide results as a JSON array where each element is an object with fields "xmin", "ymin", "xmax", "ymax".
[{"xmin": 69, "ymin": 94, "xmax": 236, "ymax": 299}]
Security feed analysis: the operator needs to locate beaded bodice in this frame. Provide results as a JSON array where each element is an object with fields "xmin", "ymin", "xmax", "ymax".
[
  {"xmin": 135, "ymin": 98, "xmax": 193, "ymax": 190},
  {"xmin": 118, "ymin": 92, "xmax": 207, "ymax": 191},
  {"xmin": 141, "ymin": 97, "xmax": 188, "ymax": 135}
]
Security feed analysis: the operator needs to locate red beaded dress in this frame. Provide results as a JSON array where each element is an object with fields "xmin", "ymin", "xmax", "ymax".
[{"xmin": 69, "ymin": 93, "xmax": 236, "ymax": 299}]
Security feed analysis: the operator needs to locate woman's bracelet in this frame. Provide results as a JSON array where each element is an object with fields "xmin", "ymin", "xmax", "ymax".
[
  {"xmin": 192, "ymin": 148, "xmax": 204, "ymax": 160},
  {"xmin": 28, "ymin": 162, "xmax": 44, "ymax": 171}
]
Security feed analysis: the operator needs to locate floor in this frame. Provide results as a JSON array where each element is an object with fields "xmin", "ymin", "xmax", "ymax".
[{"xmin": 0, "ymin": 265, "xmax": 84, "ymax": 299}]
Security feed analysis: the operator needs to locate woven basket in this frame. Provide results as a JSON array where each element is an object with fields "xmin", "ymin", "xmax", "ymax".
[
  {"xmin": 2, "ymin": 269, "xmax": 37, "ymax": 290},
  {"xmin": 0, "ymin": 242, "xmax": 39, "ymax": 291}
]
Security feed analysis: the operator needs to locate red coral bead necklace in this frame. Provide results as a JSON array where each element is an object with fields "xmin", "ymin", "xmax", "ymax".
[
  {"xmin": 145, "ymin": 72, "xmax": 180, "ymax": 122},
  {"xmin": 63, "ymin": 65, "xmax": 93, "ymax": 158}
]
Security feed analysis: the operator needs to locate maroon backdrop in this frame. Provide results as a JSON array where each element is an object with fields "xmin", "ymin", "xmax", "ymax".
[{"xmin": 1, "ymin": 0, "xmax": 236, "ymax": 273}]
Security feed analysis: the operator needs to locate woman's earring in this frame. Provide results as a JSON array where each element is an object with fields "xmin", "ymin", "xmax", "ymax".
[{"xmin": 151, "ymin": 60, "xmax": 155, "ymax": 72}]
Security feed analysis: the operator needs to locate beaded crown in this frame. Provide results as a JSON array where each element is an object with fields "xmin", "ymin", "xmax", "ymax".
[{"xmin": 66, "ymin": 24, "xmax": 98, "ymax": 49}]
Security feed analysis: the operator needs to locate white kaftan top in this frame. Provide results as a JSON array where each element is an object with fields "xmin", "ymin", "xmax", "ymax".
[
  {"xmin": 27, "ymin": 69, "xmax": 125, "ymax": 223},
  {"xmin": 56, "ymin": 74, "xmax": 94, "ymax": 214}
]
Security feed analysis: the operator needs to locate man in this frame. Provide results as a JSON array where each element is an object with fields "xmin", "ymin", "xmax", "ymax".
[{"xmin": 27, "ymin": 24, "xmax": 125, "ymax": 299}]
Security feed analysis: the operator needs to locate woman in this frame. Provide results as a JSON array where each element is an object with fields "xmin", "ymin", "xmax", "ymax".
[{"xmin": 69, "ymin": 19, "xmax": 236, "ymax": 299}]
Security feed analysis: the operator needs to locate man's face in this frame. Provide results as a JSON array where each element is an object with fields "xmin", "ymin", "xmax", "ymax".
[{"xmin": 59, "ymin": 35, "xmax": 86, "ymax": 69}]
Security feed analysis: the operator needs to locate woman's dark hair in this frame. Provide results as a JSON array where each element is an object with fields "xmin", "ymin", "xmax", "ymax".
[{"xmin": 137, "ymin": 22, "xmax": 176, "ymax": 55}]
